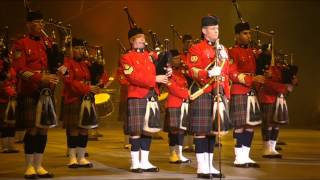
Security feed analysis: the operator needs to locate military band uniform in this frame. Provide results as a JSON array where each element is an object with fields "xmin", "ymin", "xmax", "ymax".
[
  {"xmin": 164, "ymin": 49, "xmax": 190, "ymax": 164},
  {"xmin": 119, "ymin": 27, "xmax": 161, "ymax": 173},
  {"xmin": 11, "ymin": 11, "xmax": 56, "ymax": 179},
  {"xmin": 186, "ymin": 16, "xmax": 231, "ymax": 179},
  {"xmin": 0, "ymin": 58, "xmax": 19, "ymax": 153},
  {"xmin": 228, "ymin": 22, "xmax": 263, "ymax": 168},
  {"xmin": 258, "ymin": 65, "xmax": 292, "ymax": 158}
]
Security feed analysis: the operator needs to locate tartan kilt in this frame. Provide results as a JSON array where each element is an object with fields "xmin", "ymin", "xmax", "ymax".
[
  {"xmin": 61, "ymin": 103, "xmax": 81, "ymax": 129},
  {"xmin": 261, "ymin": 103, "xmax": 288, "ymax": 126},
  {"xmin": 230, "ymin": 94, "xmax": 262, "ymax": 129},
  {"xmin": 125, "ymin": 98, "xmax": 147, "ymax": 135},
  {"xmin": 164, "ymin": 108, "xmax": 188, "ymax": 133},
  {"xmin": 16, "ymin": 96, "xmax": 38, "ymax": 129},
  {"xmin": 189, "ymin": 93, "xmax": 213, "ymax": 134}
]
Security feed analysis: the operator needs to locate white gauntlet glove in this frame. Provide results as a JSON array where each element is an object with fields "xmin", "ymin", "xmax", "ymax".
[
  {"xmin": 208, "ymin": 66, "xmax": 222, "ymax": 77},
  {"xmin": 218, "ymin": 46, "xmax": 228, "ymax": 60}
]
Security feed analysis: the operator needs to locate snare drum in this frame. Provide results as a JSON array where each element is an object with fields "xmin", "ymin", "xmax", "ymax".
[{"xmin": 94, "ymin": 93, "xmax": 113, "ymax": 119}]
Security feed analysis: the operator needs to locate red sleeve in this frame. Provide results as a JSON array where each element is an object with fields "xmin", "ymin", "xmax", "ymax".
[
  {"xmin": 98, "ymin": 71, "xmax": 109, "ymax": 87},
  {"xmin": 116, "ymin": 65, "xmax": 129, "ymax": 85},
  {"xmin": 11, "ymin": 39, "xmax": 42, "ymax": 83},
  {"xmin": 63, "ymin": 59, "xmax": 90, "ymax": 96},
  {"xmin": 166, "ymin": 76, "xmax": 189, "ymax": 99},
  {"xmin": 0, "ymin": 69, "xmax": 16, "ymax": 97},
  {"xmin": 264, "ymin": 80, "xmax": 288, "ymax": 94},
  {"xmin": 120, "ymin": 54, "xmax": 156, "ymax": 88},
  {"xmin": 187, "ymin": 45, "xmax": 209, "ymax": 83},
  {"xmin": 228, "ymin": 48, "xmax": 253, "ymax": 87}
]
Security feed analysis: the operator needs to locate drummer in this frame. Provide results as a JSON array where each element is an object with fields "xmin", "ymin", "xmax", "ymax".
[{"xmin": 61, "ymin": 38, "xmax": 107, "ymax": 168}]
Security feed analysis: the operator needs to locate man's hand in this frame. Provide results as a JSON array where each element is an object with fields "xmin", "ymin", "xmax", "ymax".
[
  {"xmin": 41, "ymin": 74, "xmax": 59, "ymax": 85},
  {"xmin": 89, "ymin": 85, "xmax": 100, "ymax": 94},
  {"xmin": 253, "ymin": 75, "xmax": 265, "ymax": 84},
  {"xmin": 208, "ymin": 66, "xmax": 222, "ymax": 77},
  {"xmin": 57, "ymin": 65, "xmax": 68, "ymax": 76},
  {"xmin": 286, "ymin": 84, "xmax": 294, "ymax": 92},
  {"xmin": 165, "ymin": 66, "xmax": 173, "ymax": 77},
  {"xmin": 156, "ymin": 75, "xmax": 168, "ymax": 84}
]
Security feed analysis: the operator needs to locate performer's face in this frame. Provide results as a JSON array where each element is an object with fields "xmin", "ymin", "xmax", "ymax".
[
  {"xmin": 131, "ymin": 34, "xmax": 146, "ymax": 49},
  {"xmin": 237, "ymin": 30, "xmax": 251, "ymax": 45},
  {"xmin": 171, "ymin": 55, "xmax": 182, "ymax": 68},
  {"xmin": 27, "ymin": 19, "xmax": 44, "ymax": 36},
  {"xmin": 202, "ymin": 25, "xmax": 219, "ymax": 42},
  {"xmin": 73, "ymin": 46, "xmax": 85, "ymax": 60},
  {"xmin": 183, "ymin": 40, "xmax": 193, "ymax": 50}
]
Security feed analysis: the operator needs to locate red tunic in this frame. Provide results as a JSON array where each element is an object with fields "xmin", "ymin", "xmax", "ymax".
[
  {"xmin": 119, "ymin": 50, "xmax": 159, "ymax": 98},
  {"xmin": 228, "ymin": 45, "xmax": 258, "ymax": 95},
  {"xmin": 62, "ymin": 58, "xmax": 91, "ymax": 104},
  {"xmin": 0, "ymin": 61, "xmax": 17, "ymax": 103},
  {"xmin": 166, "ymin": 69, "xmax": 189, "ymax": 108},
  {"xmin": 11, "ymin": 35, "xmax": 52, "ymax": 95},
  {"xmin": 258, "ymin": 66, "xmax": 288, "ymax": 104},
  {"xmin": 186, "ymin": 40, "xmax": 231, "ymax": 99}
]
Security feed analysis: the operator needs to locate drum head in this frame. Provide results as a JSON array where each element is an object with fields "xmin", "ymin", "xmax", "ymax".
[{"xmin": 95, "ymin": 93, "xmax": 110, "ymax": 104}]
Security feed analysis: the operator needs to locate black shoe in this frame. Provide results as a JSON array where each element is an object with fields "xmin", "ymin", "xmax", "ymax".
[
  {"xmin": 130, "ymin": 168, "xmax": 143, "ymax": 173},
  {"xmin": 247, "ymin": 162, "xmax": 260, "ymax": 168},
  {"xmin": 197, "ymin": 173, "xmax": 210, "ymax": 179},
  {"xmin": 123, "ymin": 144, "xmax": 131, "ymax": 149},
  {"xmin": 24, "ymin": 174, "xmax": 37, "ymax": 179},
  {"xmin": 169, "ymin": 160, "xmax": 181, "ymax": 164},
  {"xmin": 5, "ymin": 149, "xmax": 20, "ymax": 153},
  {"xmin": 37, "ymin": 172, "xmax": 54, "ymax": 178},
  {"xmin": 15, "ymin": 140, "xmax": 24, "ymax": 144},
  {"xmin": 275, "ymin": 146, "xmax": 282, "ymax": 151},
  {"xmin": 68, "ymin": 163, "xmax": 79, "ymax": 168},
  {"xmin": 78, "ymin": 163, "xmax": 93, "ymax": 168},
  {"xmin": 142, "ymin": 167, "xmax": 159, "ymax": 172},
  {"xmin": 234, "ymin": 163, "xmax": 250, "ymax": 168},
  {"xmin": 262, "ymin": 154, "xmax": 282, "ymax": 159},
  {"xmin": 211, "ymin": 173, "xmax": 225, "ymax": 178},
  {"xmin": 180, "ymin": 159, "xmax": 191, "ymax": 164},
  {"xmin": 276, "ymin": 141, "xmax": 286, "ymax": 145}
]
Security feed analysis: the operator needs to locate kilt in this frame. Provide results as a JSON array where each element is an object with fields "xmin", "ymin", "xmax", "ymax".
[
  {"xmin": 16, "ymin": 96, "xmax": 37, "ymax": 129},
  {"xmin": 163, "ymin": 108, "xmax": 188, "ymax": 133},
  {"xmin": 125, "ymin": 98, "xmax": 147, "ymax": 135},
  {"xmin": 261, "ymin": 103, "xmax": 289, "ymax": 126},
  {"xmin": 189, "ymin": 93, "xmax": 213, "ymax": 134},
  {"xmin": 212, "ymin": 96, "xmax": 233, "ymax": 133},
  {"xmin": 230, "ymin": 94, "xmax": 262, "ymax": 129},
  {"xmin": 62, "ymin": 103, "xmax": 81, "ymax": 129},
  {"xmin": 274, "ymin": 96, "xmax": 289, "ymax": 124},
  {"xmin": 261, "ymin": 103, "xmax": 275, "ymax": 127}
]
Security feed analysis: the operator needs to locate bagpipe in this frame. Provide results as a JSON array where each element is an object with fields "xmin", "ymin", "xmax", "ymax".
[
  {"xmin": 42, "ymin": 19, "xmax": 71, "ymax": 74},
  {"xmin": 232, "ymin": 0, "xmax": 298, "ymax": 85},
  {"xmin": 24, "ymin": 0, "xmax": 68, "ymax": 74},
  {"xmin": 84, "ymin": 43, "xmax": 106, "ymax": 86},
  {"xmin": 123, "ymin": 6, "xmax": 171, "ymax": 76},
  {"xmin": 0, "ymin": 26, "xmax": 17, "ymax": 125}
]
